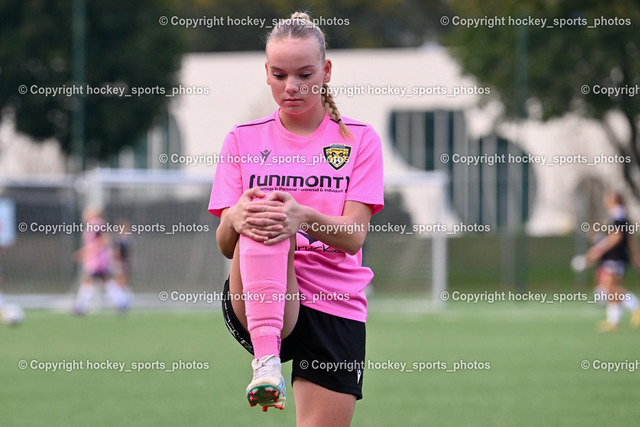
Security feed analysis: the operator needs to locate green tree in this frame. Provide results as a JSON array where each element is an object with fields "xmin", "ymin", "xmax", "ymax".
[
  {"xmin": 0, "ymin": 0, "xmax": 185, "ymax": 164},
  {"xmin": 445, "ymin": 0, "xmax": 640, "ymax": 198},
  {"xmin": 177, "ymin": 0, "xmax": 450, "ymax": 51}
]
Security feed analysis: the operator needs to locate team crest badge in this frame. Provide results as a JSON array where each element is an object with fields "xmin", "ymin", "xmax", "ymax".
[{"xmin": 323, "ymin": 144, "xmax": 351, "ymax": 171}]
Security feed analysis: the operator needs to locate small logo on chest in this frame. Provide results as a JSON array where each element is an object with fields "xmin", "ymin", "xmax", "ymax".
[{"xmin": 323, "ymin": 144, "xmax": 351, "ymax": 171}]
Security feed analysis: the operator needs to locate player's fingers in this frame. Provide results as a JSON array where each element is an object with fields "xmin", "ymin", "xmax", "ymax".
[
  {"xmin": 265, "ymin": 190, "xmax": 288, "ymax": 202},
  {"xmin": 246, "ymin": 217, "xmax": 285, "ymax": 228},
  {"xmin": 246, "ymin": 201, "xmax": 285, "ymax": 211},
  {"xmin": 263, "ymin": 233, "xmax": 290, "ymax": 245},
  {"xmin": 246, "ymin": 212, "xmax": 286, "ymax": 222},
  {"xmin": 247, "ymin": 198, "xmax": 284, "ymax": 205},
  {"xmin": 246, "ymin": 187, "xmax": 266, "ymax": 199},
  {"xmin": 245, "ymin": 211, "xmax": 286, "ymax": 221},
  {"xmin": 241, "ymin": 228, "xmax": 267, "ymax": 242},
  {"xmin": 251, "ymin": 229, "xmax": 285, "ymax": 240},
  {"xmin": 251, "ymin": 228, "xmax": 273, "ymax": 236}
]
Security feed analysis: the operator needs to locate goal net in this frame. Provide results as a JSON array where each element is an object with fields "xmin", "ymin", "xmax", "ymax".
[
  {"xmin": 366, "ymin": 172, "xmax": 449, "ymax": 309},
  {"xmin": 0, "ymin": 169, "xmax": 448, "ymax": 310}
]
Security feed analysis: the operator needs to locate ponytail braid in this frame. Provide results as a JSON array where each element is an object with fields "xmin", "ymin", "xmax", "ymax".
[{"xmin": 322, "ymin": 83, "xmax": 353, "ymax": 140}]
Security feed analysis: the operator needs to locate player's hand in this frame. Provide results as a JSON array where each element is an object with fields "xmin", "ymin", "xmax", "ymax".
[
  {"xmin": 570, "ymin": 254, "xmax": 588, "ymax": 272},
  {"xmin": 248, "ymin": 191, "xmax": 303, "ymax": 245},
  {"xmin": 230, "ymin": 187, "xmax": 286, "ymax": 242}
]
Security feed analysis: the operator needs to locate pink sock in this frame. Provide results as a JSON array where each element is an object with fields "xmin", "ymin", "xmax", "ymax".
[{"xmin": 239, "ymin": 234, "xmax": 289, "ymax": 359}]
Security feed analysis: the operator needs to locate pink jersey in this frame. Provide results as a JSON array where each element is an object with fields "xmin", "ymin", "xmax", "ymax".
[
  {"xmin": 83, "ymin": 219, "xmax": 111, "ymax": 274},
  {"xmin": 209, "ymin": 110, "xmax": 384, "ymax": 322}
]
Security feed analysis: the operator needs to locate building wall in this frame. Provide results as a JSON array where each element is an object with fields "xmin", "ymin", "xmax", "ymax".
[
  {"xmin": 171, "ymin": 45, "xmax": 631, "ymax": 234},
  {"xmin": 0, "ymin": 46, "xmax": 632, "ymax": 233}
]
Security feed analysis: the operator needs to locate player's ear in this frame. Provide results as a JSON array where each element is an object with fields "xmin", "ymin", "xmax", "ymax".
[
  {"xmin": 323, "ymin": 59, "xmax": 332, "ymax": 84},
  {"xmin": 265, "ymin": 61, "xmax": 270, "ymax": 85}
]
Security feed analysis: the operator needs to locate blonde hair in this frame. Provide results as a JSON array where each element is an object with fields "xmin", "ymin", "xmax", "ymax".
[{"xmin": 267, "ymin": 12, "xmax": 353, "ymax": 140}]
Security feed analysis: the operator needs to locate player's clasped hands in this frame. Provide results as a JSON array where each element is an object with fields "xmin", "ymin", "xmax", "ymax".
[{"xmin": 232, "ymin": 187, "xmax": 302, "ymax": 244}]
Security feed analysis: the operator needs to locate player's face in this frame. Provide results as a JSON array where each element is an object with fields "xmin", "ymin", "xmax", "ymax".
[{"xmin": 265, "ymin": 37, "xmax": 331, "ymax": 117}]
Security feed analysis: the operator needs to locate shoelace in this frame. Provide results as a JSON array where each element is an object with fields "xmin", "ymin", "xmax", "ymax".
[{"xmin": 253, "ymin": 356, "xmax": 280, "ymax": 381}]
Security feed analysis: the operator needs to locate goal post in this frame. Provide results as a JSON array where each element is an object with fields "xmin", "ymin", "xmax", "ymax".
[
  {"xmin": 0, "ymin": 168, "xmax": 449, "ymax": 310},
  {"xmin": 366, "ymin": 171, "xmax": 449, "ymax": 309}
]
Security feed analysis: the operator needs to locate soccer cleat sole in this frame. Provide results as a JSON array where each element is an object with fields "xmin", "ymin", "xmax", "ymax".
[{"xmin": 247, "ymin": 384, "xmax": 285, "ymax": 411}]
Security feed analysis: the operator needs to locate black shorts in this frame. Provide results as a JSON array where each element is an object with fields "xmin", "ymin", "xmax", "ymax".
[
  {"xmin": 88, "ymin": 270, "xmax": 110, "ymax": 280},
  {"xmin": 599, "ymin": 260, "xmax": 627, "ymax": 279},
  {"xmin": 221, "ymin": 279, "xmax": 366, "ymax": 399}
]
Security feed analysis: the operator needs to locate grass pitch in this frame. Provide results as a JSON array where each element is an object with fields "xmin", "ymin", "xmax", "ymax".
[{"xmin": 1, "ymin": 301, "xmax": 639, "ymax": 426}]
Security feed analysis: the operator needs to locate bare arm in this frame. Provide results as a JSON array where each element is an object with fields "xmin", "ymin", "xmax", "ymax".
[
  {"xmin": 215, "ymin": 187, "xmax": 287, "ymax": 259},
  {"xmin": 296, "ymin": 201, "xmax": 371, "ymax": 255},
  {"xmin": 216, "ymin": 207, "xmax": 239, "ymax": 259},
  {"xmin": 586, "ymin": 231, "xmax": 622, "ymax": 264},
  {"xmin": 248, "ymin": 191, "xmax": 372, "ymax": 256},
  {"xmin": 627, "ymin": 234, "xmax": 640, "ymax": 270}
]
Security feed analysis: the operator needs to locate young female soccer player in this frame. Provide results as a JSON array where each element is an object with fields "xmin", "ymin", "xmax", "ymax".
[
  {"xmin": 73, "ymin": 209, "xmax": 129, "ymax": 314},
  {"xmin": 583, "ymin": 192, "xmax": 640, "ymax": 332},
  {"xmin": 208, "ymin": 12, "xmax": 383, "ymax": 425}
]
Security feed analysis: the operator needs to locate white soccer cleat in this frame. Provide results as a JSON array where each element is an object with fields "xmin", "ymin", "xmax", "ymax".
[{"xmin": 246, "ymin": 355, "xmax": 286, "ymax": 411}]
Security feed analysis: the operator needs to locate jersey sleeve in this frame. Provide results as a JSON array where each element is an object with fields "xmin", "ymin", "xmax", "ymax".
[
  {"xmin": 208, "ymin": 130, "xmax": 243, "ymax": 217},
  {"xmin": 345, "ymin": 126, "xmax": 384, "ymax": 215}
]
